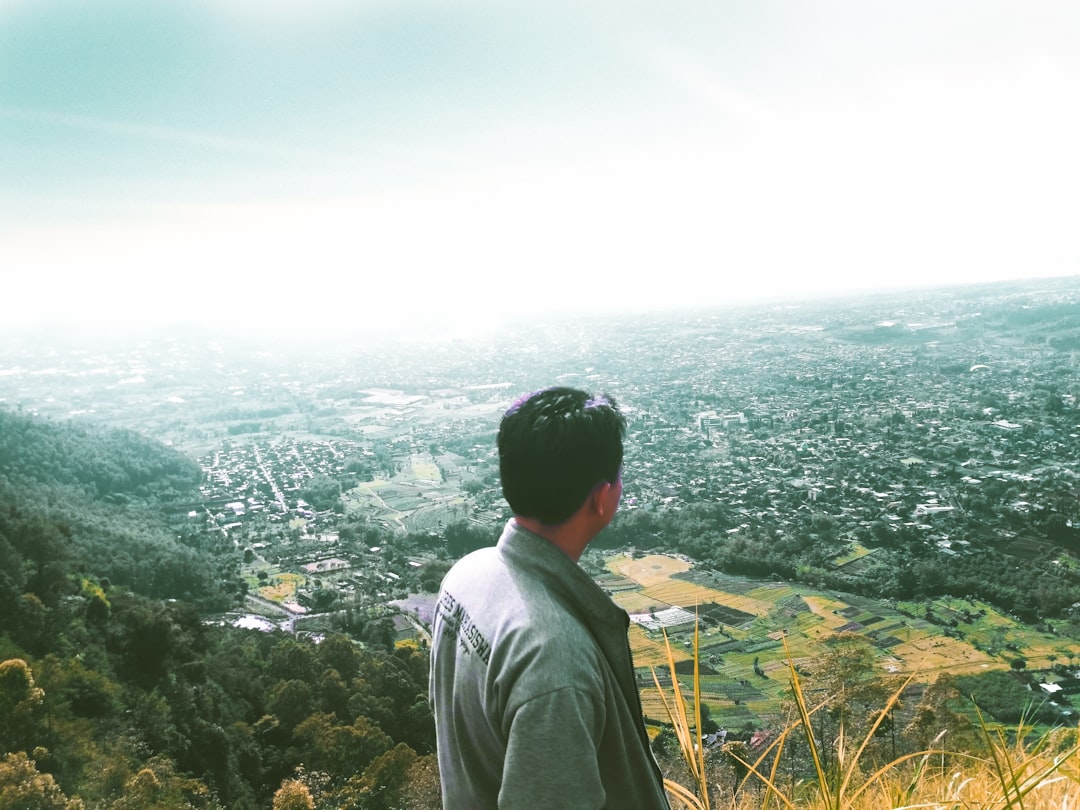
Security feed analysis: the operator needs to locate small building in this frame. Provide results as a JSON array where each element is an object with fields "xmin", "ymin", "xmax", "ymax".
[{"xmin": 301, "ymin": 558, "xmax": 350, "ymax": 574}]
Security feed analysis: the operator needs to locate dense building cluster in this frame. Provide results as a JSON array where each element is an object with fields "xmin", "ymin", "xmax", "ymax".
[{"xmin": 2, "ymin": 278, "xmax": 1078, "ymax": 624}]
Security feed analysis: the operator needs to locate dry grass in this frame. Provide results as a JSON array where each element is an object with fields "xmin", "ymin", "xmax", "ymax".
[
  {"xmin": 653, "ymin": 618, "xmax": 711, "ymax": 810},
  {"xmin": 611, "ymin": 590, "xmax": 674, "ymax": 614},
  {"xmin": 628, "ymin": 624, "xmax": 692, "ymax": 668},
  {"xmin": 609, "ymin": 554, "xmax": 692, "ymax": 586},
  {"xmin": 408, "ymin": 454, "xmax": 442, "ymax": 482},
  {"xmin": 258, "ymin": 572, "xmax": 304, "ymax": 602},
  {"xmin": 655, "ymin": 625, "xmax": 1080, "ymax": 810},
  {"xmin": 801, "ymin": 595, "xmax": 860, "ymax": 629},
  {"xmin": 745, "ymin": 583, "xmax": 798, "ymax": 602},
  {"xmin": 888, "ymin": 634, "xmax": 997, "ymax": 675},
  {"xmin": 641, "ymin": 581, "xmax": 769, "ymax": 613}
]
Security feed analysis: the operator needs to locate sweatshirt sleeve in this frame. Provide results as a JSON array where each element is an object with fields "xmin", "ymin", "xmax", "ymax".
[{"xmin": 499, "ymin": 686, "xmax": 607, "ymax": 809}]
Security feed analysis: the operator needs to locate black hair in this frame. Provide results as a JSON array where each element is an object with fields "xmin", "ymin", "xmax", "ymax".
[{"xmin": 497, "ymin": 386, "xmax": 626, "ymax": 525}]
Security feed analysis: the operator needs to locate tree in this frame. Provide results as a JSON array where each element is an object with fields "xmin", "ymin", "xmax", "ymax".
[
  {"xmin": 269, "ymin": 679, "xmax": 314, "ymax": 731},
  {"xmin": 0, "ymin": 658, "xmax": 45, "ymax": 753},
  {"xmin": 796, "ymin": 634, "xmax": 895, "ymax": 772},
  {"xmin": 269, "ymin": 638, "xmax": 318, "ymax": 682},
  {"xmin": 444, "ymin": 520, "xmax": 491, "ymax": 556},
  {"xmin": 954, "ymin": 670, "xmax": 1055, "ymax": 725},
  {"xmin": 318, "ymin": 634, "xmax": 360, "ymax": 681},
  {"xmin": 720, "ymin": 740, "xmax": 750, "ymax": 786},
  {"xmin": 118, "ymin": 602, "xmax": 176, "ymax": 684},
  {"xmin": 300, "ymin": 476, "xmax": 343, "ymax": 512},
  {"xmin": 0, "ymin": 752, "xmax": 82, "ymax": 810},
  {"xmin": 398, "ymin": 754, "xmax": 442, "ymax": 810},
  {"xmin": 37, "ymin": 655, "xmax": 119, "ymax": 720},
  {"xmin": 293, "ymin": 713, "xmax": 393, "ymax": 778},
  {"xmin": 272, "ymin": 779, "xmax": 314, "ymax": 810},
  {"xmin": 329, "ymin": 743, "xmax": 419, "ymax": 810},
  {"xmin": 108, "ymin": 756, "xmax": 219, "ymax": 810},
  {"xmin": 903, "ymin": 673, "xmax": 973, "ymax": 752},
  {"xmin": 362, "ymin": 617, "xmax": 396, "ymax": 652}
]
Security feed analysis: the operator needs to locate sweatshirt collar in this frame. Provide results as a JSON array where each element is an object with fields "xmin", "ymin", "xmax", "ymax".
[{"xmin": 496, "ymin": 519, "xmax": 627, "ymax": 629}]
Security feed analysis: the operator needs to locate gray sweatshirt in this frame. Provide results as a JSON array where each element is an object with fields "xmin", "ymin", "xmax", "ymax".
[{"xmin": 429, "ymin": 520, "xmax": 671, "ymax": 809}]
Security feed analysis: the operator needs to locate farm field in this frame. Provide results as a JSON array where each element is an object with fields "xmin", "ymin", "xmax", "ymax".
[
  {"xmin": 833, "ymin": 541, "xmax": 875, "ymax": 567},
  {"xmin": 609, "ymin": 553, "xmax": 691, "ymax": 585},
  {"xmin": 343, "ymin": 450, "xmax": 471, "ymax": 532},
  {"xmin": 602, "ymin": 551, "xmax": 1065, "ymax": 732},
  {"xmin": 257, "ymin": 571, "xmax": 304, "ymax": 603}
]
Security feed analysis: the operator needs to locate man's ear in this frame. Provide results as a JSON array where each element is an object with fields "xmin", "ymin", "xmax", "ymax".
[{"xmin": 591, "ymin": 481, "xmax": 613, "ymax": 518}]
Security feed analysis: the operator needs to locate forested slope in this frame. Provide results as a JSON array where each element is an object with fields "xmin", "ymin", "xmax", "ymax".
[
  {"xmin": 0, "ymin": 409, "xmax": 437, "ymax": 809},
  {"xmin": 0, "ymin": 408, "xmax": 238, "ymax": 607},
  {"xmin": 0, "ymin": 408, "xmax": 201, "ymax": 503}
]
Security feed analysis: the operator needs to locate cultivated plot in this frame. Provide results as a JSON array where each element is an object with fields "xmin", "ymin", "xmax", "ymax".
[{"xmin": 603, "ymin": 551, "xmax": 1050, "ymax": 730}]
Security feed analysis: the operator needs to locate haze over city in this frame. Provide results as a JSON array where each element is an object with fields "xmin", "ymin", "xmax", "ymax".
[{"xmin": 3, "ymin": 1, "xmax": 1078, "ymax": 336}]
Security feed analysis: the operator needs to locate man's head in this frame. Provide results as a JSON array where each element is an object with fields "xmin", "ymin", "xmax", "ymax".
[{"xmin": 498, "ymin": 387, "xmax": 626, "ymax": 526}]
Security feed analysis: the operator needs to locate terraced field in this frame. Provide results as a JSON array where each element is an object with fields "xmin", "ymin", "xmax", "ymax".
[
  {"xmin": 603, "ymin": 552, "xmax": 1065, "ymax": 731},
  {"xmin": 343, "ymin": 450, "xmax": 471, "ymax": 532}
]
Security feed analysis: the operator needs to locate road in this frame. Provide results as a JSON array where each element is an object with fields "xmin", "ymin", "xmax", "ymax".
[{"xmin": 244, "ymin": 592, "xmax": 298, "ymax": 633}]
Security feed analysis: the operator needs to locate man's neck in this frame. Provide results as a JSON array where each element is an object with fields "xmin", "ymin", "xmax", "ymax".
[{"xmin": 513, "ymin": 516, "xmax": 589, "ymax": 562}]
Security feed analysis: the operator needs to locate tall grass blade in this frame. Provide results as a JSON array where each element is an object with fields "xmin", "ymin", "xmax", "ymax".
[
  {"xmin": 839, "ymin": 672, "xmax": 917, "ymax": 804},
  {"xmin": 652, "ymin": 617, "xmax": 1080, "ymax": 810},
  {"xmin": 783, "ymin": 637, "xmax": 833, "ymax": 810},
  {"xmin": 975, "ymin": 703, "xmax": 1026, "ymax": 810},
  {"xmin": 759, "ymin": 722, "xmax": 790, "ymax": 810},
  {"xmin": 691, "ymin": 609, "xmax": 710, "ymax": 810},
  {"xmin": 724, "ymin": 749, "xmax": 798, "ymax": 810},
  {"xmin": 653, "ymin": 625, "xmax": 709, "ymax": 807},
  {"xmin": 896, "ymin": 729, "xmax": 945, "ymax": 808},
  {"xmin": 663, "ymin": 777, "xmax": 706, "ymax": 810}
]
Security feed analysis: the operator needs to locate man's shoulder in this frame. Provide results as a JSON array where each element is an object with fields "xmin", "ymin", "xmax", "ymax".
[
  {"xmin": 441, "ymin": 544, "xmax": 503, "ymax": 585},
  {"xmin": 438, "ymin": 549, "xmax": 598, "ymax": 650}
]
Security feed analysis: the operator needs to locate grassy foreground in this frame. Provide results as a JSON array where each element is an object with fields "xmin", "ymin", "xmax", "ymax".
[{"xmin": 655, "ymin": 623, "xmax": 1080, "ymax": 810}]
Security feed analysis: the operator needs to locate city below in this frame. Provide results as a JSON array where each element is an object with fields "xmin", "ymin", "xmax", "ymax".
[{"xmin": 2, "ymin": 274, "xmax": 1079, "ymax": 735}]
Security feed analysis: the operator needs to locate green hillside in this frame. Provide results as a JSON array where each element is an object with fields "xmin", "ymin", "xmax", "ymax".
[
  {"xmin": 0, "ymin": 410, "xmax": 437, "ymax": 809},
  {"xmin": 0, "ymin": 407, "xmax": 238, "ymax": 607}
]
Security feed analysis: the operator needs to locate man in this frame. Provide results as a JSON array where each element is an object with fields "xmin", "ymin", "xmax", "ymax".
[{"xmin": 429, "ymin": 387, "xmax": 670, "ymax": 809}]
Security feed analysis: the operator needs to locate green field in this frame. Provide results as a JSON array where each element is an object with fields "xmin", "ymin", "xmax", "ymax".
[{"xmin": 605, "ymin": 552, "xmax": 1066, "ymax": 730}]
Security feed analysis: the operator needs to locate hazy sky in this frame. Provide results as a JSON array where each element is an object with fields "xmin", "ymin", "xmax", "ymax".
[{"xmin": 3, "ymin": 1, "xmax": 1078, "ymax": 335}]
